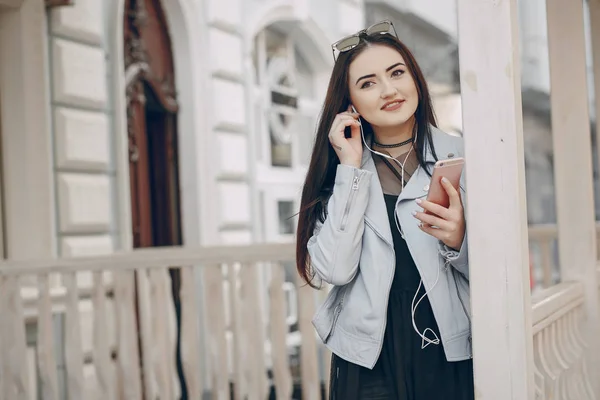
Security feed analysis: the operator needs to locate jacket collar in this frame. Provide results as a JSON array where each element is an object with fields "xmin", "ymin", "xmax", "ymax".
[
  {"xmin": 361, "ymin": 125, "xmax": 453, "ymax": 244},
  {"xmin": 359, "ymin": 124, "xmax": 440, "ymax": 168}
]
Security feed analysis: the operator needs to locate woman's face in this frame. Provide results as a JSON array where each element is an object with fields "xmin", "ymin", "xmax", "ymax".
[{"xmin": 347, "ymin": 44, "xmax": 419, "ymax": 133}]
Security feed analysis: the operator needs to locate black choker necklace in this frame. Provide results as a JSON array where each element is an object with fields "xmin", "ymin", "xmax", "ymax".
[{"xmin": 373, "ymin": 137, "xmax": 414, "ymax": 148}]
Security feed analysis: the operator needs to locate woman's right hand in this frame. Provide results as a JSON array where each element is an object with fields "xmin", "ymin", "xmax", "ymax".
[{"xmin": 328, "ymin": 105, "xmax": 363, "ymax": 168}]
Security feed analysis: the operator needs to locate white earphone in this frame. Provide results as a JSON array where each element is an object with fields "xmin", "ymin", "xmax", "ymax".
[
  {"xmin": 351, "ymin": 103, "xmax": 441, "ymax": 349},
  {"xmin": 350, "ymin": 104, "xmax": 416, "ymax": 189}
]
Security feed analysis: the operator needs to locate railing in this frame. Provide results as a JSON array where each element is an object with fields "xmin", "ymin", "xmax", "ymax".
[
  {"xmin": 528, "ymin": 222, "xmax": 600, "ymax": 398},
  {"xmin": 528, "ymin": 222, "xmax": 600, "ymax": 290},
  {"xmin": 531, "ymin": 273, "xmax": 600, "ymax": 400},
  {"xmin": 1, "ymin": 227, "xmax": 599, "ymax": 399},
  {"xmin": 0, "ymin": 244, "xmax": 330, "ymax": 400}
]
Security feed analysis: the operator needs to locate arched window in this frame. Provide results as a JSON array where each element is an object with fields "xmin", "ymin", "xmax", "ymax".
[
  {"xmin": 252, "ymin": 26, "xmax": 320, "ymax": 243},
  {"xmin": 254, "ymin": 27, "xmax": 318, "ymax": 172}
]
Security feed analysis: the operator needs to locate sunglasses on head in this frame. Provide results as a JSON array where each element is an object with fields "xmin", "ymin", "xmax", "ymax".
[{"xmin": 331, "ymin": 20, "xmax": 398, "ymax": 61}]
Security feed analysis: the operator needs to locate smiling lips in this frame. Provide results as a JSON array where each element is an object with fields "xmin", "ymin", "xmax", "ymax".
[{"xmin": 381, "ymin": 100, "xmax": 405, "ymax": 111}]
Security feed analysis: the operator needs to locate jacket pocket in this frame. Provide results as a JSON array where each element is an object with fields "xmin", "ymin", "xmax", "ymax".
[{"xmin": 324, "ymin": 287, "xmax": 348, "ymax": 343}]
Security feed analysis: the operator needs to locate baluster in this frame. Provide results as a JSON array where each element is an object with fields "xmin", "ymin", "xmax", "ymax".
[
  {"xmin": 36, "ymin": 273, "xmax": 59, "ymax": 400},
  {"xmin": 548, "ymin": 323, "xmax": 569, "ymax": 399},
  {"xmin": 92, "ymin": 271, "xmax": 114, "ymax": 400},
  {"xmin": 269, "ymin": 263, "xmax": 293, "ymax": 399},
  {"xmin": 571, "ymin": 308, "xmax": 595, "ymax": 399},
  {"xmin": 179, "ymin": 266, "xmax": 203, "ymax": 400},
  {"xmin": 556, "ymin": 313, "xmax": 581, "ymax": 399},
  {"xmin": 538, "ymin": 329, "xmax": 560, "ymax": 397},
  {"xmin": 296, "ymin": 278, "xmax": 320, "ymax": 400},
  {"xmin": 0, "ymin": 275, "xmax": 31, "ymax": 400},
  {"xmin": 240, "ymin": 262, "xmax": 268, "ymax": 400},
  {"xmin": 202, "ymin": 264, "xmax": 229, "ymax": 400},
  {"xmin": 228, "ymin": 263, "xmax": 246, "ymax": 400},
  {"xmin": 63, "ymin": 272, "xmax": 86, "ymax": 400},
  {"xmin": 114, "ymin": 271, "xmax": 142, "ymax": 400}
]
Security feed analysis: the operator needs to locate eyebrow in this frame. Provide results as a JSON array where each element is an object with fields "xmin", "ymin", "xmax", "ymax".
[{"xmin": 355, "ymin": 62, "xmax": 405, "ymax": 85}]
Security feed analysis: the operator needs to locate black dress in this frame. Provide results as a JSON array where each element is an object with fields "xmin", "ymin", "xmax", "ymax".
[{"xmin": 328, "ymin": 194, "xmax": 474, "ymax": 400}]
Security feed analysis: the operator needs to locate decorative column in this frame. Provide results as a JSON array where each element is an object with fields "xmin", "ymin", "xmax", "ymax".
[
  {"xmin": 457, "ymin": 0, "xmax": 535, "ymax": 398},
  {"xmin": 546, "ymin": 0, "xmax": 600, "ymax": 396}
]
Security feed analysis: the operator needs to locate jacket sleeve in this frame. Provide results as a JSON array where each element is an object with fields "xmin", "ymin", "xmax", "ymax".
[
  {"xmin": 439, "ymin": 231, "xmax": 469, "ymax": 280},
  {"xmin": 307, "ymin": 164, "xmax": 373, "ymax": 286},
  {"xmin": 438, "ymin": 153, "xmax": 469, "ymax": 280}
]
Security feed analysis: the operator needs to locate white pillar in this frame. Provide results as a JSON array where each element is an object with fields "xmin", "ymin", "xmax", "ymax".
[
  {"xmin": 457, "ymin": 0, "xmax": 534, "ymax": 398},
  {"xmin": 0, "ymin": 0, "xmax": 56, "ymax": 260},
  {"xmin": 546, "ymin": 0, "xmax": 600, "ymax": 395}
]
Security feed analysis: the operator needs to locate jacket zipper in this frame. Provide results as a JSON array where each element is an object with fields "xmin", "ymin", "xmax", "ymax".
[
  {"xmin": 340, "ymin": 172, "xmax": 360, "ymax": 231},
  {"xmin": 364, "ymin": 218, "xmax": 396, "ymax": 362},
  {"xmin": 325, "ymin": 291, "xmax": 346, "ymax": 342}
]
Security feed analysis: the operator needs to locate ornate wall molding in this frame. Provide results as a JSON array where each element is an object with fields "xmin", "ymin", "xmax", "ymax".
[{"xmin": 124, "ymin": 0, "xmax": 177, "ymax": 111}]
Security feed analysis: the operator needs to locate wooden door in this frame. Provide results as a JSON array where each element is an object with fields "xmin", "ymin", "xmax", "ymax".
[
  {"xmin": 126, "ymin": 81, "xmax": 182, "ymax": 249},
  {"xmin": 124, "ymin": 0, "xmax": 186, "ymax": 398},
  {"xmin": 124, "ymin": 0, "xmax": 181, "ymax": 249}
]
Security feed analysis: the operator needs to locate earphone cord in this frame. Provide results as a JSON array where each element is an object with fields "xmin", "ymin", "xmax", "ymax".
[
  {"xmin": 359, "ymin": 120, "xmax": 414, "ymax": 189},
  {"xmin": 358, "ymin": 117, "xmax": 441, "ymax": 349}
]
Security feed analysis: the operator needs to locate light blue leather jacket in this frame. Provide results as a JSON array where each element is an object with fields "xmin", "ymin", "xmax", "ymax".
[{"xmin": 309, "ymin": 127, "xmax": 472, "ymax": 369}]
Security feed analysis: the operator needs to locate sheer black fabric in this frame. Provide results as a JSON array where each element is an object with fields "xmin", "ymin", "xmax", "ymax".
[{"xmin": 328, "ymin": 194, "xmax": 474, "ymax": 400}]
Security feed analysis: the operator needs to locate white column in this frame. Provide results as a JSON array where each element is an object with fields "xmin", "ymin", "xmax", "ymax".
[
  {"xmin": 0, "ymin": 0, "xmax": 56, "ymax": 260},
  {"xmin": 547, "ymin": 0, "xmax": 600, "ymax": 395},
  {"xmin": 457, "ymin": 0, "xmax": 534, "ymax": 398}
]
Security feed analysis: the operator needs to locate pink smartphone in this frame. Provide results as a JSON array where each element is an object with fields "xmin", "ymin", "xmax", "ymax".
[{"xmin": 426, "ymin": 157, "xmax": 464, "ymax": 209}]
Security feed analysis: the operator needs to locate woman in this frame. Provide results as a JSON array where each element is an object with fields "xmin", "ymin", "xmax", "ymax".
[{"xmin": 296, "ymin": 21, "xmax": 474, "ymax": 399}]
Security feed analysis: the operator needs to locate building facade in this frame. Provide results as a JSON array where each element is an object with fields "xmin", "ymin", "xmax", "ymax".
[
  {"xmin": 4, "ymin": 0, "xmax": 593, "ymax": 395},
  {"xmin": 0, "ymin": 0, "xmax": 369, "ymax": 394},
  {"xmin": 0, "ymin": 0, "xmax": 490, "ymax": 393}
]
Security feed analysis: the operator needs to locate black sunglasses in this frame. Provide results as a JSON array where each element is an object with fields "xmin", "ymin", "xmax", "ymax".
[{"xmin": 331, "ymin": 20, "xmax": 398, "ymax": 61}]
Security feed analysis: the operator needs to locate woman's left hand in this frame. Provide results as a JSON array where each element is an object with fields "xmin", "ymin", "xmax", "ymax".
[{"xmin": 413, "ymin": 177, "xmax": 465, "ymax": 251}]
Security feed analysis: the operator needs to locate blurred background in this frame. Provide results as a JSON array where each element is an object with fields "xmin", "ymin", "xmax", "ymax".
[{"xmin": 0, "ymin": 0, "xmax": 598, "ymax": 398}]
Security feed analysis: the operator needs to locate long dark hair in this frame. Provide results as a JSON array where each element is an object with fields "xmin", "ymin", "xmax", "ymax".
[{"xmin": 296, "ymin": 33, "xmax": 438, "ymax": 287}]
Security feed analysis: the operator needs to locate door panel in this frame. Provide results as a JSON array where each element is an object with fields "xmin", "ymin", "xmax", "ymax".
[{"xmin": 124, "ymin": 0, "xmax": 186, "ymax": 398}]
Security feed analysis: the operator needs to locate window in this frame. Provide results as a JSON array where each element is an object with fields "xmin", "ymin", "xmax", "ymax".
[
  {"xmin": 277, "ymin": 200, "xmax": 295, "ymax": 235},
  {"xmin": 254, "ymin": 28, "xmax": 317, "ymax": 169},
  {"xmin": 252, "ymin": 25, "xmax": 321, "ymax": 244}
]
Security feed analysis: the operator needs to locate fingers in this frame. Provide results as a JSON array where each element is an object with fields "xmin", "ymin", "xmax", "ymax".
[
  {"xmin": 412, "ymin": 210, "xmax": 451, "ymax": 230},
  {"xmin": 414, "ymin": 197, "xmax": 462, "ymax": 227},
  {"xmin": 415, "ymin": 213, "xmax": 458, "ymax": 245},
  {"xmin": 441, "ymin": 177, "xmax": 462, "ymax": 209},
  {"xmin": 418, "ymin": 223, "xmax": 446, "ymax": 241},
  {"xmin": 347, "ymin": 116, "xmax": 362, "ymax": 139},
  {"xmin": 414, "ymin": 194, "xmax": 465, "ymax": 250},
  {"xmin": 415, "ymin": 198, "xmax": 450, "ymax": 220},
  {"xmin": 332, "ymin": 117, "xmax": 360, "ymax": 138},
  {"xmin": 340, "ymin": 111, "xmax": 361, "ymax": 140},
  {"xmin": 334, "ymin": 113, "xmax": 360, "ymax": 129},
  {"xmin": 328, "ymin": 113, "xmax": 361, "ymax": 146}
]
